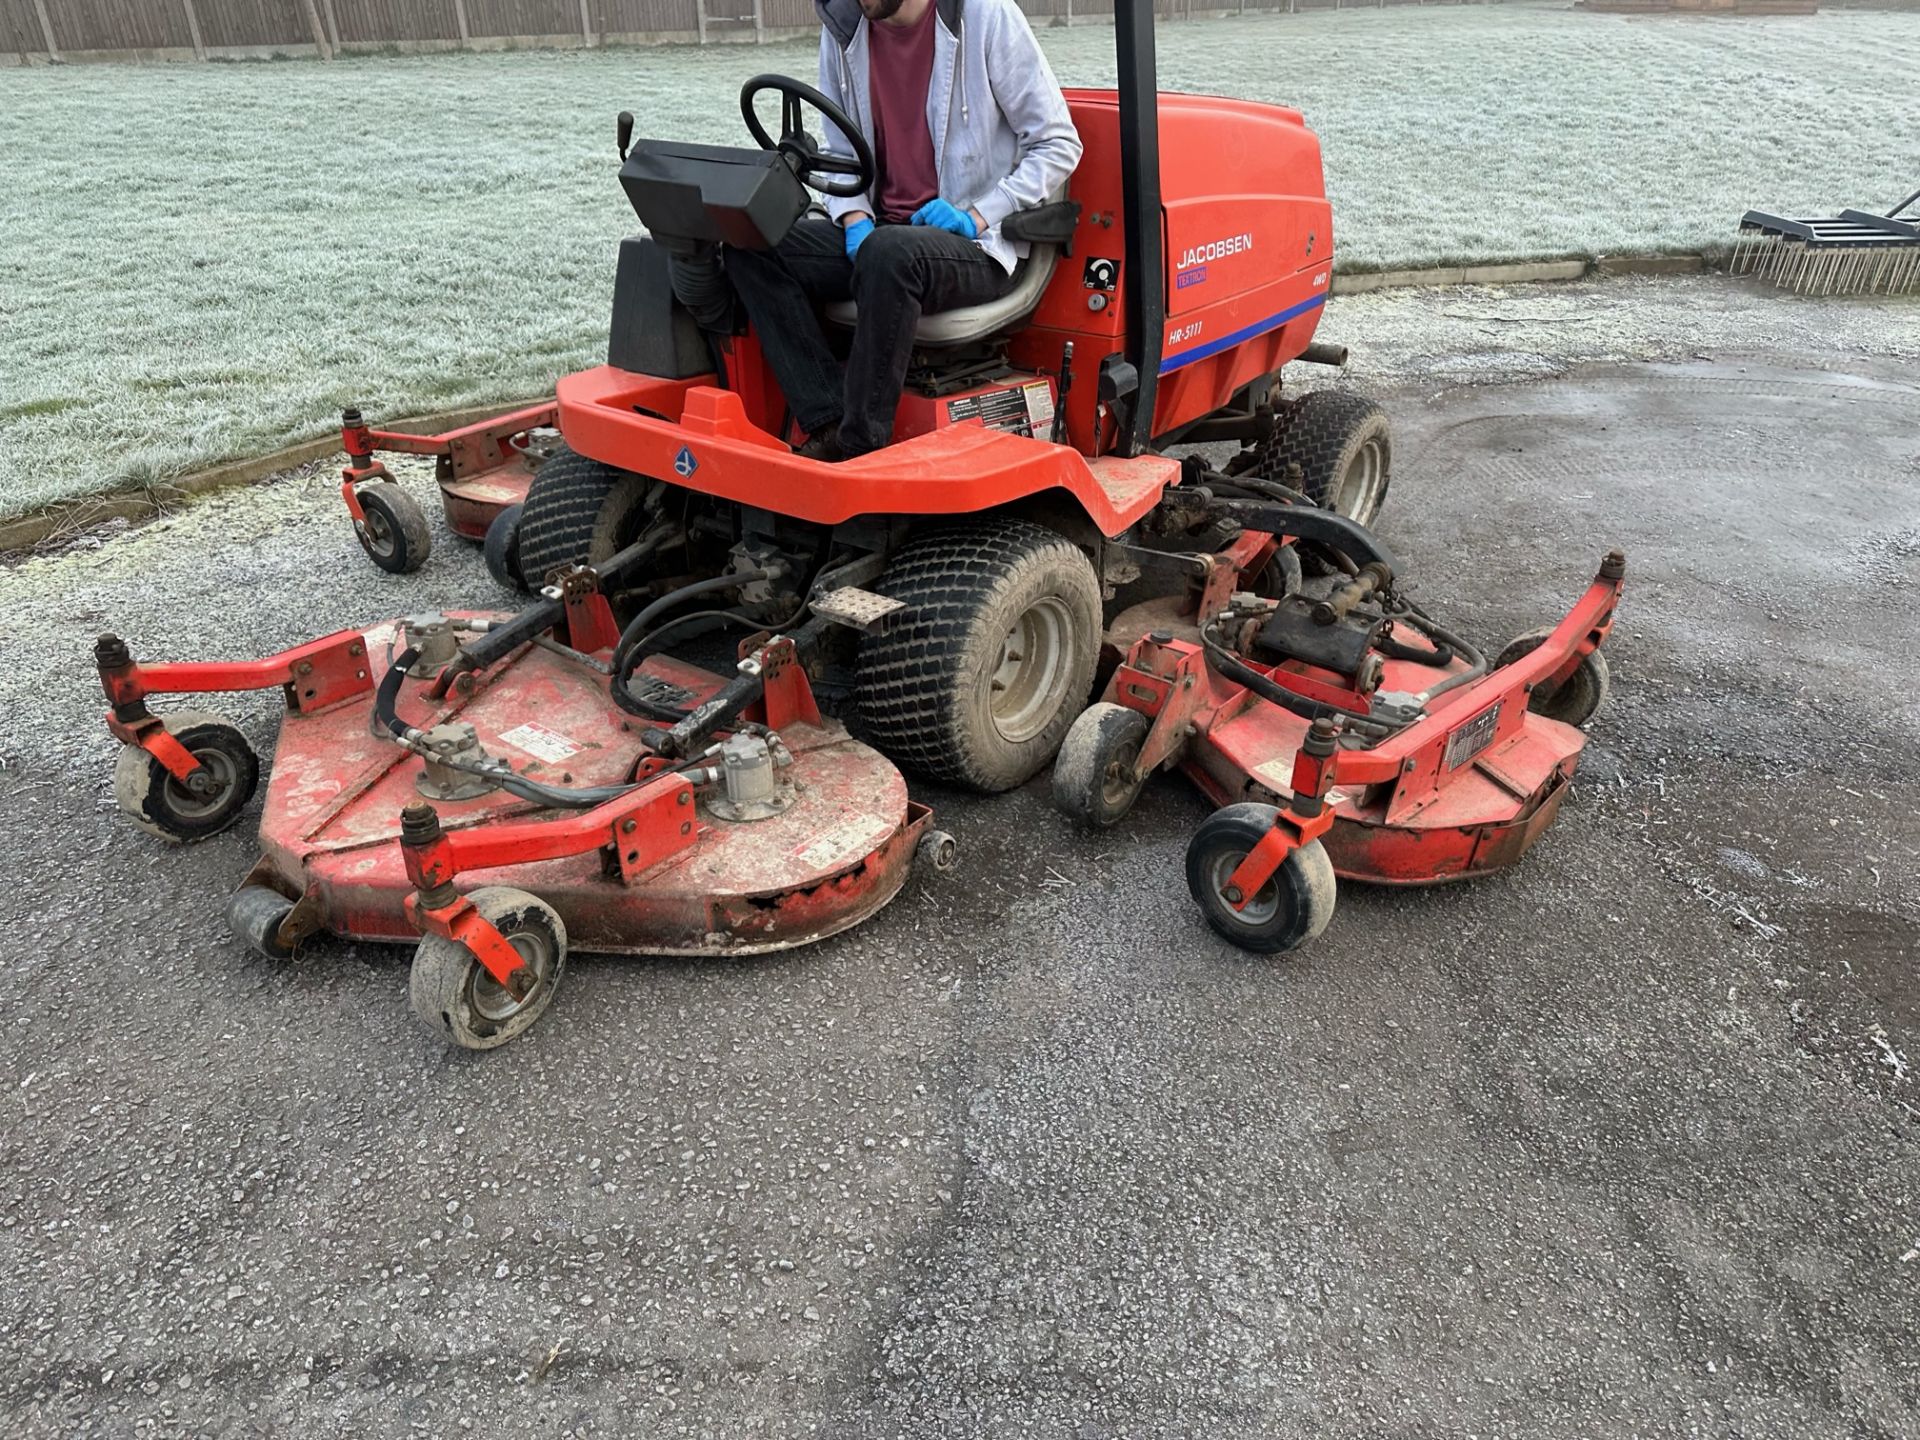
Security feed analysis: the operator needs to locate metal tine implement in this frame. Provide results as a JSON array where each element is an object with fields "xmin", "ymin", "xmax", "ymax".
[{"xmin": 1734, "ymin": 187, "xmax": 1920, "ymax": 296}]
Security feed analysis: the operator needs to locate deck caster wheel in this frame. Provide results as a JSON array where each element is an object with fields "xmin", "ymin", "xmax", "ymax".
[
  {"xmin": 409, "ymin": 886, "xmax": 567, "ymax": 1051},
  {"xmin": 483, "ymin": 502, "xmax": 527, "ymax": 591},
  {"xmin": 356, "ymin": 482, "xmax": 432, "ymax": 575},
  {"xmin": 916, "ymin": 828, "xmax": 959, "ymax": 875},
  {"xmin": 1184, "ymin": 804, "xmax": 1337, "ymax": 955},
  {"xmin": 113, "ymin": 710, "xmax": 260, "ymax": 843},
  {"xmin": 1053, "ymin": 701, "xmax": 1152, "ymax": 829},
  {"xmin": 225, "ymin": 885, "xmax": 298, "ymax": 960},
  {"xmin": 1497, "ymin": 628, "xmax": 1611, "ymax": 728}
]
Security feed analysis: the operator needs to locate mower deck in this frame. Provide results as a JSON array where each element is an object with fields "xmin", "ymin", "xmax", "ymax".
[{"xmin": 257, "ymin": 617, "xmax": 922, "ymax": 955}]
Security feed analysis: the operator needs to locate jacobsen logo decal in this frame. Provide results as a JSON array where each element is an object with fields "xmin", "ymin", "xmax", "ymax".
[{"xmin": 1178, "ymin": 233, "xmax": 1253, "ymax": 269}]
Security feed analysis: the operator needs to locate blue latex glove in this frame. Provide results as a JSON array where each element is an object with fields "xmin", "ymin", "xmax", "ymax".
[
  {"xmin": 843, "ymin": 217, "xmax": 875, "ymax": 259},
  {"xmin": 910, "ymin": 198, "xmax": 978, "ymax": 240}
]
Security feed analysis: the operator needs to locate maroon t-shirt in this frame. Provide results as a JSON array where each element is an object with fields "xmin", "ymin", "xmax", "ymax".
[{"xmin": 867, "ymin": 4, "xmax": 940, "ymax": 223}]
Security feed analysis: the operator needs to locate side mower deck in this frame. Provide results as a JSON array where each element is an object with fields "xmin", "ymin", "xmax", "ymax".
[
  {"xmin": 96, "ymin": 566, "xmax": 947, "ymax": 1050},
  {"xmin": 253, "ymin": 620, "xmax": 923, "ymax": 955}
]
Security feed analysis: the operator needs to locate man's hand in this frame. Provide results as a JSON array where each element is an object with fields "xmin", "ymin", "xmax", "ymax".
[
  {"xmin": 910, "ymin": 199, "xmax": 981, "ymax": 240},
  {"xmin": 843, "ymin": 214, "xmax": 875, "ymax": 259}
]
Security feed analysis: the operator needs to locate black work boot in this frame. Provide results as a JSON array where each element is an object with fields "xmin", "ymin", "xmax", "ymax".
[{"xmin": 795, "ymin": 422, "xmax": 843, "ymax": 463}]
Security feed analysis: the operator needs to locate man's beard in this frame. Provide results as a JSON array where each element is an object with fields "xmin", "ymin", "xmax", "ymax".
[{"xmin": 860, "ymin": 0, "xmax": 907, "ymax": 20}]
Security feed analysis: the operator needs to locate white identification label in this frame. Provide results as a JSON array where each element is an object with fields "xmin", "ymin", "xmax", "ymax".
[
  {"xmin": 1023, "ymin": 380, "xmax": 1056, "ymax": 432},
  {"xmin": 794, "ymin": 815, "xmax": 895, "ymax": 872},
  {"xmin": 499, "ymin": 722, "xmax": 581, "ymax": 765}
]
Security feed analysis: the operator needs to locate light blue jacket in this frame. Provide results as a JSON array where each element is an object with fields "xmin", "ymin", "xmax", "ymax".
[{"xmin": 814, "ymin": 0, "xmax": 1084, "ymax": 272}]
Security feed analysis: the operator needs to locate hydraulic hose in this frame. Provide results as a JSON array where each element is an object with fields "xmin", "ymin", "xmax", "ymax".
[
  {"xmin": 1200, "ymin": 620, "xmax": 1399, "ymax": 738},
  {"xmin": 375, "ymin": 648, "xmax": 645, "ymax": 810},
  {"xmin": 609, "ymin": 570, "xmax": 772, "ymax": 677}
]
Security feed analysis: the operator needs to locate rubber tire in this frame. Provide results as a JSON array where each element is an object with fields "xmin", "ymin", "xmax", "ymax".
[
  {"xmin": 225, "ymin": 885, "xmax": 297, "ymax": 960},
  {"xmin": 356, "ymin": 483, "xmax": 432, "ymax": 575},
  {"xmin": 515, "ymin": 444, "xmax": 654, "ymax": 587},
  {"xmin": 1053, "ymin": 701, "xmax": 1152, "ymax": 829},
  {"xmin": 1262, "ymin": 390, "xmax": 1393, "ymax": 525},
  {"xmin": 408, "ymin": 886, "xmax": 568, "ymax": 1051},
  {"xmin": 1184, "ymin": 804, "xmax": 1338, "ymax": 955},
  {"xmin": 1496, "ymin": 628, "xmax": 1612, "ymax": 728},
  {"xmin": 857, "ymin": 519, "xmax": 1102, "ymax": 793},
  {"xmin": 113, "ymin": 710, "xmax": 260, "ymax": 843},
  {"xmin": 483, "ymin": 502, "xmax": 527, "ymax": 592}
]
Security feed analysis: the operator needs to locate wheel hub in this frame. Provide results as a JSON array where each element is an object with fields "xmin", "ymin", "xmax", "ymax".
[
  {"xmin": 1336, "ymin": 437, "xmax": 1386, "ymax": 519},
  {"xmin": 987, "ymin": 596, "xmax": 1073, "ymax": 744},
  {"xmin": 469, "ymin": 931, "xmax": 549, "ymax": 1022}
]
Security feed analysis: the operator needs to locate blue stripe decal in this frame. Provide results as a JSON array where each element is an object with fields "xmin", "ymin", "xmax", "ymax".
[{"xmin": 1158, "ymin": 293, "xmax": 1328, "ymax": 375}]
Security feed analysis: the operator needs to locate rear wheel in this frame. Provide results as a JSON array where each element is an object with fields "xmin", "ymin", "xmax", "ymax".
[
  {"xmin": 1253, "ymin": 390, "xmax": 1392, "ymax": 526},
  {"xmin": 1497, "ymin": 628, "xmax": 1612, "ymax": 727},
  {"xmin": 408, "ymin": 887, "xmax": 567, "ymax": 1051},
  {"xmin": 113, "ymin": 710, "xmax": 260, "ymax": 843},
  {"xmin": 515, "ymin": 444, "xmax": 656, "ymax": 587},
  {"xmin": 483, "ymin": 502, "xmax": 527, "ymax": 591},
  {"xmin": 858, "ymin": 519, "xmax": 1102, "ymax": 792},
  {"xmin": 356, "ymin": 483, "xmax": 432, "ymax": 574},
  {"xmin": 1053, "ymin": 701, "xmax": 1152, "ymax": 828},
  {"xmin": 1184, "ymin": 804, "xmax": 1337, "ymax": 954}
]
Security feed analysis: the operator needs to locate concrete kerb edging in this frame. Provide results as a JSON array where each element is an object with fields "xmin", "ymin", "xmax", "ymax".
[
  {"xmin": 0, "ymin": 398, "xmax": 548, "ymax": 557},
  {"xmin": 3, "ymin": 252, "xmax": 1712, "ymax": 557},
  {"xmin": 1331, "ymin": 253, "xmax": 1708, "ymax": 294}
]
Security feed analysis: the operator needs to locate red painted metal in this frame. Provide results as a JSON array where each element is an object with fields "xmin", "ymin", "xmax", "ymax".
[
  {"xmin": 1105, "ymin": 556, "xmax": 1624, "ymax": 887},
  {"xmin": 550, "ymin": 91, "xmax": 1329, "ymax": 535}
]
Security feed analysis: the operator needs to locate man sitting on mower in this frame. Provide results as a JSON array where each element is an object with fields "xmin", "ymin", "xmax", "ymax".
[{"xmin": 725, "ymin": 0, "xmax": 1082, "ymax": 462}]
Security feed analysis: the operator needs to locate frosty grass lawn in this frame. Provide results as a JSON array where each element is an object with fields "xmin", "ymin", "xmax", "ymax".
[{"xmin": 2, "ymin": 2, "xmax": 1915, "ymax": 518}]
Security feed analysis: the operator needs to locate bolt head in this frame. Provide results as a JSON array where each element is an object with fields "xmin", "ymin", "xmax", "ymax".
[{"xmin": 1223, "ymin": 885, "xmax": 1244, "ymax": 905}]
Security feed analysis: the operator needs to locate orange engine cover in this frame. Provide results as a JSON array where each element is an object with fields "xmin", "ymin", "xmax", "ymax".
[{"xmin": 1009, "ymin": 90, "xmax": 1334, "ymax": 453}]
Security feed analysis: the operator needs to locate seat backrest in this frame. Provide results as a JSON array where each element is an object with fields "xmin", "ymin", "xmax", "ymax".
[{"xmin": 821, "ymin": 192, "xmax": 1079, "ymax": 349}]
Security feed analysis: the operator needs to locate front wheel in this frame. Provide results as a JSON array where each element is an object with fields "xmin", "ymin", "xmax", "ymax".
[
  {"xmin": 1184, "ymin": 805, "xmax": 1337, "ymax": 954},
  {"xmin": 113, "ymin": 710, "xmax": 260, "ymax": 843},
  {"xmin": 355, "ymin": 482, "xmax": 432, "ymax": 574},
  {"xmin": 409, "ymin": 886, "xmax": 568, "ymax": 1051},
  {"xmin": 858, "ymin": 519, "xmax": 1102, "ymax": 793}
]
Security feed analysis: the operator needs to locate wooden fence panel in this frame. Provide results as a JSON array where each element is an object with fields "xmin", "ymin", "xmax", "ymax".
[
  {"xmin": 191, "ymin": 0, "xmax": 317, "ymax": 47},
  {"xmin": 465, "ymin": 0, "xmax": 580, "ymax": 35},
  {"xmin": 326, "ymin": 0, "xmax": 462, "ymax": 40},
  {"xmin": 0, "ymin": 0, "xmax": 47, "ymax": 55},
  {"xmin": 592, "ymin": 0, "xmax": 701, "ymax": 35},
  {"xmin": 3, "ymin": 0, "xmax": 1515, "ymax": 59},
  {"xmin": 47, "ymin": 0, "xmax": 196, "ymax": 50}
]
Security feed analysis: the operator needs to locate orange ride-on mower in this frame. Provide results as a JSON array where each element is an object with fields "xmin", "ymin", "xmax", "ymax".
[
  {"xmin": 1052, "ymin": 505, "xmax": 1624, "ymax": 953},
  {"xmin": 483, "ymin": 1, "xmax": 1387, "ymax": 795},
  {"xmin": 336, "ymin": 403, "xmax": 558, "ymax": 581},
  {"xmin": 96, "ymin": 540, "xmax": 956, "ymax": 1050}
]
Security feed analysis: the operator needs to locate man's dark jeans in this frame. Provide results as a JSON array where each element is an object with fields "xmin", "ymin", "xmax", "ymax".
[{"xmin": 726, "ymin": 218, "xmax": 1014, "ymax": 457}]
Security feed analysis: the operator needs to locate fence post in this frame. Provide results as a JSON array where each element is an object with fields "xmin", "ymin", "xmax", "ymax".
[
  {"xmin": 30, "ymin": 0, "xmax": 59, "ymax": 60},
  {"xmin": 299, "ymin": 0, "xmax": 333, "ymax": 57},
  {"xmin": 753, "ymin": 0, "xmax": 764, "ymax": 43},
  {"xmin": 180, "ymin": 0, "xmax": 207, "ymax": 59},
  {"xmin": 321, "ymin": 0, "xmax": 342, "ymax": 50},
  {"xmin": 579, "ymin": 0, "xmax": 596, "ymax": 46},
  {"xmin": 452, "ymin": 0, "xmax": 472, "ymax": 47},
  {"xmin": 695, "ymin": 0, "xmax": 709, "ymax": 45}
]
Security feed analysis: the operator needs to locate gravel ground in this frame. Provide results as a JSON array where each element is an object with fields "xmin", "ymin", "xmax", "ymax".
[
  {"xmin": 3, "ymin": 282, "xmax": 1918, "ymax": 1435},
  {"xmin": 9, "ymin": 2, "xmax": 1920, "ymax": 514}
]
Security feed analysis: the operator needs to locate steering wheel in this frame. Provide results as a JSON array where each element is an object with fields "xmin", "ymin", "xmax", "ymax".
[{"xmin": 740, "ymin": 74, "xmax": 876, "ymax": 200}]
